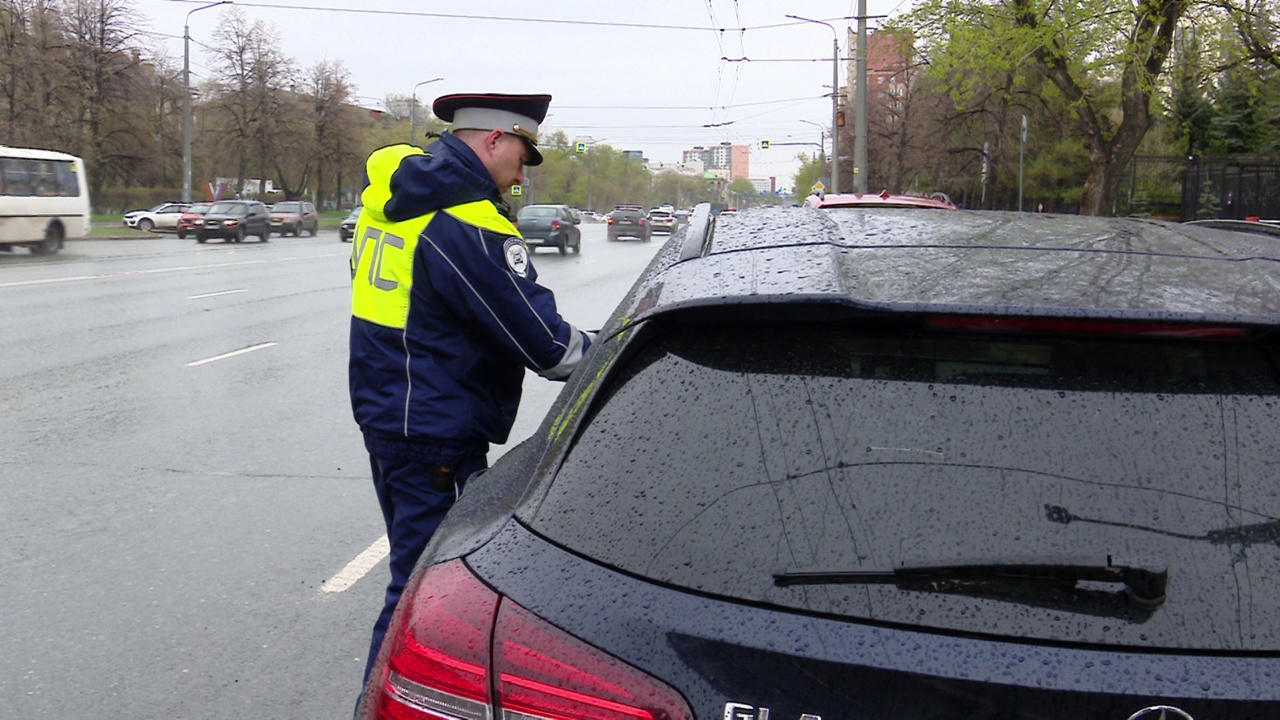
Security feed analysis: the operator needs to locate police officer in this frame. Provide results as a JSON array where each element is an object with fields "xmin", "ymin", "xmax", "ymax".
[{"xmin": 348, "ymin": 92, "xmax": 592, "ymax": 682}]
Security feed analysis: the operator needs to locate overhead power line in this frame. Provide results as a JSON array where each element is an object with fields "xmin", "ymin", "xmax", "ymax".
[
  {"xmin": 157, "ymin": 0, "xmax": 854, "ymax": 34},
  {"xmin": 555, "ymin": 95, "xmax": 822, "ymax": 111}
]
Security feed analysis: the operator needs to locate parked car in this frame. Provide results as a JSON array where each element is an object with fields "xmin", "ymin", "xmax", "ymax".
[
  {"xmin": 339, "ymin": 206, "xmax": 361, "ymax": 243},
  {"xmin": 515, "ymin": 203, "xmax": 581, "ymax": 254},
  {"xmin": 806, "ymin": 189, "xmax": 958, "ymax": 210},
  {"xmin": 267, "ymin": 200, "xmax": 318, "ymax": 236},
  {"xmin": 122, "ymin": 202, "xmax": 189, "ymax": 233},
  {"xmin": 358, "ymin": 203, "xmax": 1280, "ymax": 720},
  {"xmin": 175, "ymin": 203, "xmax": 212, "ymax": 239},
  {"xmin": 647, "ymin": 208, "xmax": 677, "ymax": 234},
  {"xmin": 607, "ymin": 203, "xmax": 649, "ymax": 242},
  {"xmin": 194, "ymin": 200, "xmax": 269, "ymax": 243}
]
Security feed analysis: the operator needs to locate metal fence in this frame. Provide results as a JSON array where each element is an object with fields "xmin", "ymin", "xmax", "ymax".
[{"xmin": 1119, "ymin": 156, "xmax": 1280, "ymax": 221}]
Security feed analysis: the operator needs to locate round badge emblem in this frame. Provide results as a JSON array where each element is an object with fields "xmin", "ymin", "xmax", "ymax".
[{"xmin": 503, "ymin": 238, "xmax": 529, "ymax": 278}]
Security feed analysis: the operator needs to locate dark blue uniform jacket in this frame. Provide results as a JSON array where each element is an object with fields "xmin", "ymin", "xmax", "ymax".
[{"xmin": 349, "ymin": 133, "xmax": 591, "ymax": 464}]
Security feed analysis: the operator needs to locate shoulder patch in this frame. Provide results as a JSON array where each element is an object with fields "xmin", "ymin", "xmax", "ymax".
[{"xmin": 503, "ymin": 237, "xmax": 530, "ymax": 278}]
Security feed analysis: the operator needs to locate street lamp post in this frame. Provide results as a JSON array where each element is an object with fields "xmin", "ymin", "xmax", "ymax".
[
  {"xmin": 409, "ymin": 77, "xmax": 443, "ymax": 146},
  {"xmin": 787, "ymin": 15, "xmax": 841, "ymax": 195},
  {"xmin": 183, "ymin": 0, "xmax": 231, "ymax": 203},
  {"xmin": 574, "ymin": 137, "xmax": 605, "ymax": 211},
  {"xmin": 854, "ymin": 0, "xmax": 869, "ymax": 193},
  {"xmin": 800, "ymin": 119, "xmax": 828, "ymax": 188}
]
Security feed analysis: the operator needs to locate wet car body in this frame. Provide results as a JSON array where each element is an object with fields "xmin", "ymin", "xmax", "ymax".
[{"xmin": 360, "ymin": 204, "xmax": 1280, "ymax": 719}]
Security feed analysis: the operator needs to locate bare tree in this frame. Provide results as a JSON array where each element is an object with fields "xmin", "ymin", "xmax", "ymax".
[
  {"xmin": 303, "ymin": 59, "xmax": 359, "ymax": 207},
  {"xmin": 0, "ymin": 0, "xmax": 67, "ymax": 148},
  {"xmin": 204, "ymin": 7, "xmax": 295, "ymax": 196},
  {"xmin": 61, "ymin": 0, "xmax": 149, "ymax": 198}
]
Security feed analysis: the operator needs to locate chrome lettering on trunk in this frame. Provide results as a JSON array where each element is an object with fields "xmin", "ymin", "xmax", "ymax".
[{"xmin": 724, "ymin": 703, "xmax": 819, "ymax": 720}]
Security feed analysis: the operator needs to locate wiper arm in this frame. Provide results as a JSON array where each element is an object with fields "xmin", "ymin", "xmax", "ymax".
[{"xmin": 774, "ymin": 557, "xmax": 1167, "ymax": 609}]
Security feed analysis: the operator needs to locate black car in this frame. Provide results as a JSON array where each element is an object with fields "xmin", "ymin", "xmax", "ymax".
[
  {"xmin": 194, "ymin": 200, "xmax": 270, "ymax": 243},
  {"xmin": 516, "ymin": 204, "xmax": 581, "ymax": 254},
  {"xmin": 339, "ymin": 206, "xmax": 361, "ymax": 243},
  {"xmin": 359, "ymin": 204, "xmax": 1280, "ymax": 719}
]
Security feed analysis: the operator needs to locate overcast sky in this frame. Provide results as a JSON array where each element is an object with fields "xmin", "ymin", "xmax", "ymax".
[{"xmin": 139, "ymin": 0, "xmax": 915, "ymax": 190}]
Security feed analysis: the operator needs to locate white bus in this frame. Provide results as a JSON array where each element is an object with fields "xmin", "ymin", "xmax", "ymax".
[{"xmin": 0, "ymin": 146, "xmax": 91, "ymax": 255}]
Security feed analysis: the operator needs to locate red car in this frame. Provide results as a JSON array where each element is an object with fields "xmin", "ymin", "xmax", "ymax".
[{"xmin": 176, "ymin": 203, "xmax": 212, "ymax": 239}]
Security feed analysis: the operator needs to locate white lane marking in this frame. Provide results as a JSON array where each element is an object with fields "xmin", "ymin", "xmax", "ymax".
[
  {"xmin": 188, "ymin": 288, "xmax": 247, "ymax": 300},
  {"xmin": 0, "ymin": 252, "xmax": 347, "ymax": 289},
  {"xmin": 186, "ymin": 341, "xmax": 278, "ymax": 367},
  {"xmin": 321, "ymin": 535, "xmax": 389, "ymax": 593}
]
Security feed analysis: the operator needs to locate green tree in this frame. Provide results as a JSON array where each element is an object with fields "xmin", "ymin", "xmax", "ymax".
[
  {"xmin": 898, "ymin": 0, "xmax": 1191, "ymax": 216},
  {"xmin": 791, "ymin": 152, "xmax": 824, "ymax": 203}
]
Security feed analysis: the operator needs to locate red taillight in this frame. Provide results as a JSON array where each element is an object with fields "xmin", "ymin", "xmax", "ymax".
[
  {"xmin": 638, "ymin": 219, "xmax": 646, "ymax": 225},
  {"xmin": 366, "ymin": 561, "xmax": 496, "ymax": 720},
  {"xmin": 926, "ymin": 315, "xmax": 1252, "ymax": 339},
  {"xmin": 495, "ymin": 602, "xmax": 692, "ymax": 720},
  {"xmin": 551, "ymin": 220, "xmax": 561, "ymax": 231},
  {"xmin": 364, "ymin": 560, "xmax": 693, "ymax": 720},
  {"xmin": 607, "ymin": 216, "xmax": 615, "ymax": 225}
]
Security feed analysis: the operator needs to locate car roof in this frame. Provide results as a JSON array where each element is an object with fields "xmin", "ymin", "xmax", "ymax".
[
  {"xmin": 600, "ymin": 204, "xmax": 1280, "ymax": 335},
  {"xmin": 806, "ymin": 190, "xmax": 958, "ymax": 210}
]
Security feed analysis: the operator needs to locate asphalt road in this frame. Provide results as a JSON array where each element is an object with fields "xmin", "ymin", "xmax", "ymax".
[{"xmin": 0, "ymin": 223, "xmax": 667, "ymax": 717}]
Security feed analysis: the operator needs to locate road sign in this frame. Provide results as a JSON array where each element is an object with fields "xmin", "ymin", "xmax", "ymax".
[
  {"xmin": 511, "ymin": 185, "xmax": 523, "ymax": 196},
  {"xmin": 760, "ymin": 140, "xmax": 771, "ymax": 150},
  {"xmin": 812, "ymin": 181, "xmax": 825, "ymax": 193},
  {"xmin": 575, "ymin": 142, "xmax": 587, "ymax": 153}
]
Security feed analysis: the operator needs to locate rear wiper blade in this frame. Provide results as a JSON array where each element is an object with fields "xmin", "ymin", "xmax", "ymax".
[{"xmin": 774, "ymin": 557, "xmax": 1167, "ymax": 609}]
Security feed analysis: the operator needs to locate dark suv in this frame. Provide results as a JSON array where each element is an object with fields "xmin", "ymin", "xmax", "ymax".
[
  {"xmin": 194, "ymin": 200, "xmax": 270, "ymax": 243},
  {"xmin": 607, "ymin": 203, "xmax": 650, "ymax": 242},
  {"xmin": 359, "ymin": 204, "xmax": 1280, "ymax": 719}
]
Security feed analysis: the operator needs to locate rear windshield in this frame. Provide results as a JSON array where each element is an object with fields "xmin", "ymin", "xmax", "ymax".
[
  {"xmin": 272, "ymin": 202, "xmax": 299, "ymax": 212},
  {"xmin": 529, "ymin": 321, "xmax": 1280, "ymax": 651},
  {"xmin": 519, "ymin": 207, "xmax": 557, "ymax": 218},
  {"xmin": 208, "ymin": 202, "xmax": 246, "ymax": 214}
]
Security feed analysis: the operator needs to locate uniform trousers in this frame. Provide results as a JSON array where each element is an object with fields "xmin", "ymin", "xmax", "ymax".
[{"xmin": 361, "ymin": 453, "xmax": 486, "ymax": 683}]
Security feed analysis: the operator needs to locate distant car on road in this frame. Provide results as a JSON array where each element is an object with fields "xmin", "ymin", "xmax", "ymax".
[
  {"xmin": 647, "ymin": 208, "xmax": 677, "ymax": 234},
  {"xmin": 268, "ymin": 200, "xmax": 318, "ymax": 236},
  {"xmin": 194, "ymin": 200, "xmax": 269, "ymax": 244},
  {"xmin": 516, "ymin": 204, "xmax": 581, "ymax": 254},
  {"xmin": 176, "ymin": 203, "xmax": 212, "ymax": 239},
  {"xmin": 123, "ymin": 202, "xmax": 189, "ymax": 233},
  {"xmin": 607, "ymin": 204, "xmax": 649, "ymax": 242},
  {"xmin": 339, "ymin": 206, "xmax": 361, "ymax": 243}
]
